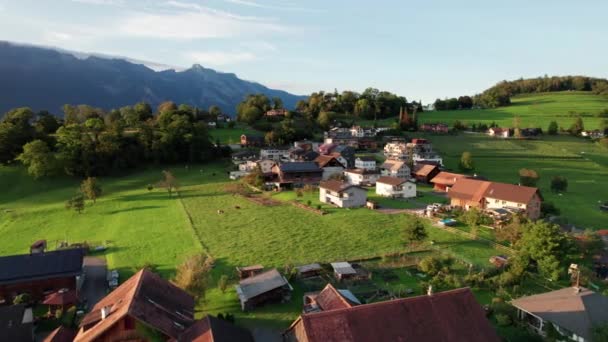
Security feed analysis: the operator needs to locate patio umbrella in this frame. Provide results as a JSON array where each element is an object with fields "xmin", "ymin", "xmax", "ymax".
[{"xmin": 43, "ymin": 289, "xmax": 79, "ymax": 313}]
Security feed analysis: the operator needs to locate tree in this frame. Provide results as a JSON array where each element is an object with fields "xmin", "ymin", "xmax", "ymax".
[
  {"xmin": 519, "ymin": 168, "xmax": 539, "ymax": 187},
  {"xmin": 461, "ymin": 207, "xmax": 483, "ymax": 231},
  {"xmin": 35, "ymin": 111, "xmax": 60, "ymax": 135},
  {"xmin": 272, "ymin": 97, "xmax": 284, "ymax": 110},
  {"xmin": 16, "ymin": 140, "xmax": 57, "ymax": 179},
  {"xmin": 402, "ymin": 216, "xmax": 428, "ymax": 250},
  {"xmin": 0, "ymin": 107, "xmax": 35, "ymax": 164},
  {"xmin": 158, "ymin": 170, "xmax": 179, "ymax": 196},
  {"xmin": 65, "ymin": 194, "xmax": 85, "ymax": 214},
  {"xmin": 242, "ymin": 166, "xmax": 264, "ymax": 188},
  {"xmin": 459, "ymin": 151, "xmax": 474, "ymax": 171},
  {"xmin": 418, "ymin": 255, "xmax": 453, "ymax": 276},
  {"xmin": 317, "ymin": 111, "xmax": 332, "ymax": 130},
  {"xmin": 218, "ymin": 275, "xmax": 229, "ymax": 293},
  {"xmin": 592, "ymin": 323, "xmax": 608, "ymax": 342},
  {"xmin": 569, "ymin": 116, "xmax": 584, "ymax": 135},
  {"xmin": 547, "ymin": 121, "xmax": 558, "ymax": 135},
  {"xmin": 173, "ymin": 253, "xmax": 214, "ymax": 299},
  {"xmin": 208, "ymin": 105, "xmax": 222, "ymax": 119},
  {"xmin": 550, "ymin": 176, "xmax": 568, "ymax": 193},
  {"xmin": 495, "ymin": 214, "xmax": 525, "ymax": 245},
  {"xmin": 81, "ymin": 177, "xmax": 102, "ymax": 204}
]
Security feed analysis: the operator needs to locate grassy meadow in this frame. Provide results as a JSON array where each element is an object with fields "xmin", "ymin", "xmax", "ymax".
[{"xmin": 419, "ymin": 91, "xmax": 608, "ymax": 129}]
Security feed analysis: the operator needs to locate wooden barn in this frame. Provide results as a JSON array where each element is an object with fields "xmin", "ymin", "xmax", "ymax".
[{"xmin": 235, "ymin": 269, "xmax": 292, "ymax": 311}]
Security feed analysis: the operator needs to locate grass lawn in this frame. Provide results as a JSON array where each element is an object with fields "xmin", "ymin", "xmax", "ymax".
[
  {"xmin": 209, "ymin": 123, "xmax": 259, "ymax": 144},
  {"xmin": 419, "ymin": 91, "xmax": 608, "ymax": 129},
  {"xmin": 414, "ymin": 133, "xmax": 608, "ymax": 229}
]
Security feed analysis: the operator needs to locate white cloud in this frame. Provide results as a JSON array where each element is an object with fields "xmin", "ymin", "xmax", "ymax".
[
  {"xmin": 43, "ymin": 31, "xmax": 73, "ymax": 43},
  {"xmin": 71, "ymin": 0, "xmax": 124, "ymax": 5},
  {"xmin": 221, "ymin": 0, "xmax": 319, "ymax": 12},
  {"xmin": 185, "ymin": 51, "xmax": 256, "ymax": 66},
  {"xmin": 240, "ymin": 41, "xmax": 277, "ymax": 52}
]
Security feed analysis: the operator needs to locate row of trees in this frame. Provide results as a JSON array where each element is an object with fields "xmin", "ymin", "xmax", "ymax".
[
  {"xmin": 433, "ymin": 96, "xmax": 473, "ymax": 111},
  {"xmin": 235, "ymin": 94, "xmax": 284, "ymax": 125},
  {"xmin": 3, "ymin": 102, "xmax": 230, "ymax": 179}
]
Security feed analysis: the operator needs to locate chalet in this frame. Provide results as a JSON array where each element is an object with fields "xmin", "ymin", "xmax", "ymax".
[
  {"xmin": 412, "ymin": 163, "xmax": 440, "ymax": 183},
  {"xmin": 420, "ymin": 122, "xmax": 449, "ymax": 133},
  {"xmin": 332, "ymin": 146, "xmax": 356, "ymax": 168},
  {"xmin": 488, "ymin": 127, "xmax": 512, "ymax": 138},
  {"xmin": 289, "ymin": 148, "xmax": 319, "ymax": 162},
  {"xmin": 240, "ymin": 134, "xmax": 264, "ymax": 147},
  {"xmin": 175, "ymin": 315, "xmax": 254, "ymax": 342},
  {"xmin": 43, "ymin": 326, "xmax": 76, "ymax": 342},
  {"xmin": 295, "ymin": 264, "xmax": 323, "ymax": 279},
  {"xmin": 284, "ymin": 288, "xmax": 500, "ymax": 342},
  {"xmin": 448, "ymin": 178, "xmax": 542, "ymax": 219},
  {"xmin": 265, "ymin": 108, "xmax": 288, "ymax": 117},
  {"xmin": 0, "ymin": 304, "xmax": 34, "ymax": 342},
  {"xmin": 354, "ymin": 156, "xmax": 376, "ymax": 170},
  {"xmin": 74, "ymin": 269, "xmax": 195, "ymax": 342},
  {"xmin": 271, "ymin": 162, "xmax": 323, "ymax": 189},
  {"xmin": 260, "ymin": 147, "xmax": 290, "ymax": 162},
  {"xmin": 314, "ymin": 155, "xmax": 346, "ymax": 180},
  {"xmin": 319, "ymin": 181, "xmax": 367, "ymax": 208},
  {"xmin": 512, "ymin": 287, "xmax": 608, "ymax": 342},
  {"xmin": 430, "ymin": 171, "xmax": 469, "ymax": 192},
  {"xmin": 235, "ymin": 269, "xmax": 292, "ymax": 311},
  {"xmin": 0, "ymin": 248, "xmax": 84, "ymax": 303},
  {"xmin": 330, "ymin": 262, "xmax": 357, "ymax": 281},
  {"xmin": 376, "ymin": 176, "xmax": 416, "ymax": 198},
  {"xmin": 343, "ymin": 168, "xmax": 380, "ymax": 186},
  {"xmin": 381, "ymin": 160, "xmax": 410, "ymax": 179},
  {"xmin": 302, "ymin": 283, "xmax": 360, "ymax": 314},
  {"xmin": 236, "ymin": 265, "xmax": 264, "ymax": 280}
]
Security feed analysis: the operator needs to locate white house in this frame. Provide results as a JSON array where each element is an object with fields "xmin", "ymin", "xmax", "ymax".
[
  {"xmin": 260, "ymin": 147, "xmax": 290, "ymax": 162},
  {"xmin": 354, "ymin": 156, "xmax": 377, "ymax": 171},
  {"xmin": 350, "ymin": 126, "xmax": 375, "ymax": 138},
  {"xmin": 376, "ymin": 177, "xmax": 416, "ymax": 198},
  {"xmin": 319, "ymin": 181, "xmax": 367, "ymax": 208},
  {"xmin": 488, "ymin": 127, "xmax": 511, "ymax": 138},
  {"xmin": 383, "ymin": 142, "xmax": 408, "ymax": 161},
  {"xmin": 381, "ymin": 161, "xmax": 410, "ymax": 179},
  {"xmin": 344, "ymin": 169, "xmax": 380, "ymax": 186},
  {"xmin": 315, "ymin": 155, "xmax": 346, "ymax": 180},
  {"xmin": 238, "ymin": 159, "xmax": 275, "ymax": 174}
]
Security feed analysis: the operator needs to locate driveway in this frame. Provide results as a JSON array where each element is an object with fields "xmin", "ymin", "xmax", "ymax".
[{"xmin": 81, "ymin": 256, "xmax": 108, "ymax": 311}]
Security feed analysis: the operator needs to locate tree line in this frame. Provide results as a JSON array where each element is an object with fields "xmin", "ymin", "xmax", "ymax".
[{"xmin": 1, "ymin": 102, "xmax": 231, "ymax": 179}]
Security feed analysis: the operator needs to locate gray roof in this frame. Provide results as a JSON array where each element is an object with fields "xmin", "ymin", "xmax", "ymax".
[
  {"xmin": 236, "ymin": 269, "xmax": 290, "ymax": 301},
  {"xmin": 330, "ymin": 262, "xmax": 357, "ymax": 275},
  {"xmin": 296, "ymin": 263, "xmax": 322, "ymax": 274},
  {"xmin": 279, "ymin": 162, "xmax": 322, "ymax": 173},
  {"xmin": 338, "ymin": 289, "xmax": 361, "ymax": 305},
  {"xmin": 0, "ymin": 249, "xmax": 84, "ymax": 285},
  {"xmin": 512, "ymin": 287, "xmax": 608, "ymax": 340}
]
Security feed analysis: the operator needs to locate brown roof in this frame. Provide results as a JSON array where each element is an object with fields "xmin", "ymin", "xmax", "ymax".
[
  {"xmin": 344, "ymin": 168, "xmax": 377, "ymax": 175},
  {"xmin": 356, "ymin": 156, "xmax": 376, "ymax": 162},
  {"xmin": 315, "ymin": 284, "xmax": 358, "ymax": 311},
  {"xmin": 376, "ymin": 176, "xmax": 409, "ymax": 186},
  {"xmin": 236, "ymin": 268, "xmax": 290, "ymax": 301},
  {"xmin": 320, "ymin": 180, "xmax": 362, "ymax": 193},
  {"xmin": 176, "ymin": 315, "xmax": 254, "ymax": 342},
  {"xmin": 43, "ymin": 289, "xmax": 79, "ymax": 306},
  {"xmin": 43, "ymin": 327, "xmax": 76, "ymax": 342},
  {"xmin": 286, "ymin": 287, "xmax": 499, "ymax": 342},
  {"xmin": 382, "ymin": 160, "xmax": 406, "ymax": 172},
  {"xmin": 448, "ymin": 178, "xmax": 540, "ymax": 204},
  {"xmin": 314, "ymin": 155, "xmax": 344, "ymax": 168},
  {"xmin": 430, "ymin": 172, "xmax": 468, "ymax": 186},
  {"xmin": 75, "ymin": 269, "xmax": 195, "ymax": 342},
  {"xmin": 237, "ymin": 265, "xmax": 264, "ymax": 272},
  {"xmin": 512, "ymin": 287, "xmax": 608, "ymax": 341},
  {"xmin": 414, "ymin": 163, "xmax": 439, "ymax": 177}
]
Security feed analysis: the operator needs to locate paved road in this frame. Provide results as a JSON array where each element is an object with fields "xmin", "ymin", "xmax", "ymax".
[{"xmin": 81, "ymin": 256, "xmax": 108, "ymax": 311}]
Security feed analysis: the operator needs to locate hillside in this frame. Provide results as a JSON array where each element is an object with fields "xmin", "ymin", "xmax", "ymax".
[
  {"xmin": 420, "ymin": 91, "xmax": 608, "ymax": 129},
  {"xmin": 0, "ymin": 41, "xmax": 304, "ymax": 115}
]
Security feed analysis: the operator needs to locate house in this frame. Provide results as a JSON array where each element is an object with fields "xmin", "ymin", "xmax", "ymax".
[
  {"xmin": 271, "ymin": 162, "xmax": 323, "ymax": 189},
  {"xmin": 448, "ymin": 178, "xmax": 542, "ymax": 219},
  {"xmin": 295, "ymin": 264, "xmax": 323, "ymax": 279},
  {"xmin": 383, "ymin": 142, "xmax": 408, "ymax": 160},
  {"xmin": 0, "ymin": 248, "xmax": 84, "ymax": 303},
  {"xmin": 175, "ymin": 315, "xmax": 254, "ymax": 342},
  {"xmin": 412, "ymin": 163, "xmax": 440, "ymax": 183},
  {"xmin": 319, "ymin": 181, "xmax": 367, "ymax": 208},
  {"xmin": 380, "ymin": 160, "xmax": 410, "ymax": 179},
  {"xmin": 354, "ymin": 156, "xmax": 376, "ymax": 170},
  {"xmin": 512, "ymin": 287, "xmax": 608, "ymax": 342},
  {"xmin": 206, "ymin": 121, "xmax": 216, "ymax": 128},
  {"xmin": 284, "ymin": 287, "xmax": 500, "ymax": 342},
  {"xmin": 216, "ymin": 114, "xmax": 230, "ymax": 122},
  {"xmin": 30, "ymin": 240, "xmax": 47, "ymax": 254},
  {"xmin": 331, "ymin": 146, "xmax": 356, "ymax": 168},
  {"xmin": 488, "ymin": 127, "xmax": 512, "ymax": 138},
  {"xmin": 317, "ymin": 143, "xmax": 338, "ymax": 155},
  {"xmin": 240, "ymin": 134, "xmax": 264, "ymax": 147},
  {"xmin": 74, "ymin": 269, "xmax": 195, "ymax": 342},
  {"xmin": 289, "ymin": 148, "xmax": 319, "ymax": 162},
  {"xmin": 430, "ymin": 171, "xmax": 469, "ymax": 192},
  {"xmin": 235, "ymin": 269, "xmax": 292, "ymax": 311},
  {"xmin": 581, "ymin": 130, "xmax": 606, "ymax": 139},
  {"xmin": 43, "ymin": 326, "xmax": 76, "ymax": 342},
  {"xmin": 0, "ymin": 304, "xmax": 34, "ymax": 342},
  {"xmin": 260, "ymin": 147, "xmax": 290, "ymax": 162},
  {"xmin": 293, "ymin": 140, "xmax": 320, "ymax": 152},
  {"xmin": 231, "ymin": 150, "xmax": 257, "ymax": 164},
  {"xmin": 302, "ymin": 283, "xmax": 360, "ymax": 313},
  {"xmin": 376, "ymin": 176, "xmax": 416, "ymax": 198},
  {"xmin": 349, "ymin": 125, "xmax": 375, "ymax": 138},
  {"xmin": 330, "ymin": 262, "xmax": 357, "ymax": 281},
  {"xmin": 356, "ymin": 137, "xmax": 379, "ymax": 151},
  {"xmin": 265, "ymin": 109, "xmax": 288, "ymax": 117},
  {"xmin": 238, "ymin": 159, "xmax": 276, "ymax": 175},
  {"xmin": 420, "ymin": 123, "xmax": 449, "ymax": 133},
  {"xmin": 315, "ymin": 155, "xmax": 346, "ymax": 180},
  {"xmin": 344, "ymin": 169, "xmax": 380, "ymax": 186},
  {"xmin": 409, "ymin": 139, "xmax": 443, "ymax": 166},
  {"xmin": 323, "ymin": 135, "xmax": 360, "ymax": 149},
  {"xmin": 236, "ymin": 265, "xmax": 264, "ymax": 280}
]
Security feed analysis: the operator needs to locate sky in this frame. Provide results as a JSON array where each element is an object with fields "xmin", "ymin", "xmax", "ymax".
[{"xmin": 1, "ymin": 0, "xmax": 607, "ymax": 103}]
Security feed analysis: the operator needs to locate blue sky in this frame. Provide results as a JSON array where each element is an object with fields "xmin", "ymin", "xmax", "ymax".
[{"xmin": 1, "ymin": 0, "xmax": 607, "ymax": 103}]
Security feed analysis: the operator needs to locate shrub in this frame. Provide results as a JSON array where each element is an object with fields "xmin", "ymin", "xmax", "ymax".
[
  {"xmin": 296, "ymin": 189, "xmax": 304, "ymax": 198},
  {"xmin": 316, "ymin": 204, "xmax": 322, "ymax": 210},
  {"xmin": 306, "ymin": 200, "xmax": 312, "ymax": 206},
  {"xmin": 218, "ymin": 275, "xmax": 228, "ymax": 293},
  {"xmin": 495, "ymin": 313, "xmax": 512, "ymax": 327},
  {"xmin": 13, "ymin": 293, "xmax": 31, "ymax": 305}
]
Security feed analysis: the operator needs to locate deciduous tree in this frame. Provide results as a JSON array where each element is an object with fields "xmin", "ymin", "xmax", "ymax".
[
  {"xmin": 173, "ymin": 253, "xmax": 214, "ymax": 299},
  {"xmin": 459, "ymin": 151, "xmax": 474, "ymax": 171},
  {"xmin": 403, "ymin": 216, "xmax": 428, "ymax": 250},
  {"xmin": 80, "ymin": 177, "xmax": 102, "ymax": 204},
  {"xmin": 17, "ymin": 140, "xmax": 57, "ymax": 179}
]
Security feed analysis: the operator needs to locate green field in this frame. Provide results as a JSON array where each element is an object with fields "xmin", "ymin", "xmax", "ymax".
[
  {"xmin": 209, "ymin": 123, "xmax": 258, "ymax": 144},
  {"xmin": 417, "ymin": 133, "xmax": 608, "ymax": 229},
  {"xmin": 419, "ymin": 91, "xmax": 608, "ymax": 129}
]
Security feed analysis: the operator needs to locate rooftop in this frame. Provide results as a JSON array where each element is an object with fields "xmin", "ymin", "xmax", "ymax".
[
  {"xmin": 0, "ymin": 304, "xmax": 33, "ymax": 342},
  {"xmin": 236, "ymin": 269, "xmax": 290, "ymax": 301},
  {"xmin": 176, "ymin": 315, "xmax": 254, "ymax": 342},
  {"xmin": 430, "ymin": 171, "xmax": 468, "ymax": 186},
  {"xmin": 279, "ymin": 162, "xmax": 322, "ymax": 173},
  {"xmin": 376, "ymin": 176, "xmax": 410, "ymax": 186},
  {"xmin": 0, "ymin": 248, "xmax": 84, "ymax": 285},
  {"xmin": 448, "ymin": 178, "xmax": 540, "ymax": 204},
  {"xmin": 320, "ymin": 181, "xmax": 363, "ymax": 194},
  {"xmin": 330, "ymin": 262, "xmax": 356, "ymax": 275}
]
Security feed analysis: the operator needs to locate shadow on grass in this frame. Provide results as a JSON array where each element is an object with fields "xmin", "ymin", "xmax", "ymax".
[{"xmin": 106, "ymin": 205, "xmax": 164, "ymax": 214}]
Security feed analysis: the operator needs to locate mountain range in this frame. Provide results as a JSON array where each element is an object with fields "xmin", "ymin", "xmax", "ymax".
[{"xmin": 0, "ymin": 41, "xmax": 304, "ymax": 115}]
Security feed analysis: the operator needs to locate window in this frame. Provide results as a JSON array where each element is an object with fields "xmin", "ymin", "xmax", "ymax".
[
  {"xmin": 502, "ymin": 201, "xmax": 506, "ymax": 205},
  {"xmin": 495, "ymin": 199, "xmax": 499, "ymax": 203}
]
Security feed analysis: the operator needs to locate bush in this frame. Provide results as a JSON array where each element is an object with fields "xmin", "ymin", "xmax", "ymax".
[
  {"xmin": 316, "ymin": 204, "xmax": 322, "ymax": 210},
  {"xmin": 296, "ymin": 190, "xmax": 304, "ymax": 198},
  {"xmin": 227, "ymin": 121, "xmax": 236, "ymax": 129},
  {"xmin": 418, "ymin": 255, "xmax": 453, "ymax": 276},
  {"xmin": 218, "ymin": 275, "xmax": 228, "ymax": 293},
  {"xmin": 12, "ymin": 293, "xmax": 31, "ymax": 305},
  {"xmin": 306, "ymin": 200, "xmax": 312, "ymax": 206},
  {"xmin": 495, "ymin": 313, "xmax": 512, "ymax": 327},
  {"xmin": 541, "ymin": 201, "xmax": 560, "ymax": 217}
]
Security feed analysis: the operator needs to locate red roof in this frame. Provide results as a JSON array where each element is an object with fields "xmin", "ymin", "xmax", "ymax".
[
  {"xmin": 286, "ymin": 288, "xmax": 499, "ymax": 342},
  {"xmin": 43, "ymin": 289, "xmax": 79, "ymax": 306},
  {"xmin": 175, "ymin": 315, "xmax": 254, "ymax": 342},
  {"xmin": 315, "ymin": 284, "xmax": 357, "ymax": 311},
  {"xmin": 448, "ymin": 178, "xmax": 540, "ymax": 204},
  {"xmin": 43, "ymin": 327, "xmax": 77, "ymax": 342}
]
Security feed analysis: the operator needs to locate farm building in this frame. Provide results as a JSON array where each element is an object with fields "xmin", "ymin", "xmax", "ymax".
[
  {"xmin": 354, "ymin": 156, "xmax": 377, "ymax": 170},
  {"xmin": 30, "ymin": 240, "xmax": 47, "ymax": 254},
  {"xmin": 176, "ymin": 315, "xmax": 254, "ymax": 342},
  {"xmin": 284, "ymin": 287, "xmax": 499, "ymax": 342},
  {"xmin": 330, "ymin": 262, "xmax": 357, "ymax": 281},
  {"xmin": 236, "ymin": 265, "xmax": 264, "ymax": 280},
  {"xmin": 488, "ymin": 127, "xmax": 512, "ymax": 138},
  {"xmin": 430, "ymin": 171, "xmax": 469, "ymax": 192},
  {"xmin": 314, "ymin": 155, "xmax": 346, "ymax": 180},
  {"xmin": 412, "ymin": 163, "xmax": 440, "ymax": 183},
  {"xmin": 448, "ymin": 178, "xmax": 542, "ymax": 219},
  {"xmin": 319, "ymin": 181, "xmax": 368, "ymax": 208},
  {"xmin": 303, "ymin": 283, "xmax": 360, "ymax": 313},
  {"xmin": 0, "ymin": 304, "xmax": 34, "ymax": 342},
  {"xmin": 343, "ymin": 168, "xmax": 380, "ymax": 186},
  {"xmin": 380, "ymin": 160, "xmax": 410, "ymax": 179},
  {"xmin": 0, "ymin": 248, "xmax": 84, "ymax": 303},
  {"xmin": 376, "ymin": 176, "xmax": 416, "ymax": 198},
  {"xmin": 512, "ymin": 287, "xmax": 608, "ymax": 342},
  {"xmin": 235, "ymin": 269, "xmax": 292, "ymax": 311},
  {"xmin": 240, "ymin": 134, "xmax": 264, "ymax": 147},
  {"xmin": 271, "ymin": 162, "xmax": 323, "ymax": 189},
  {"xmin": 295, "ymin": 263, "xmax": 323, "ymax": 279}
]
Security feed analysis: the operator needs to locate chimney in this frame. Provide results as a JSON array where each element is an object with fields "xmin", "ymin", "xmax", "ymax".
[
  {"xmin": 427, "ymin": 285, "xmax": 434, "ymax": 296},
  {"xmin": 101, "ymin": 306, "xmax": 110, "ymax": 320}
]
